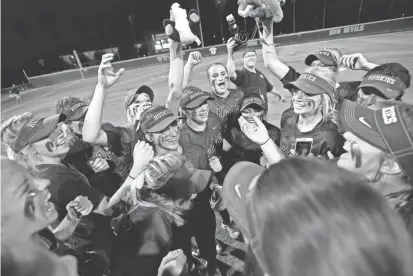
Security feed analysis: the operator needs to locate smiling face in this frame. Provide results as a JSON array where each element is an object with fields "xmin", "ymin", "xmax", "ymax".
[
  {"xmin": 128, "ymin": 93, "xmax": 152, "ymax": 122},
  {"xmin": 337, "ymin": 132, "xmax": 384, "ymax": 181},
  {"xmin": 291, "ymin": 89, "xmax": 323, "ymax": 115},
  {"xmin": 186, "ymin": 101, "xmax": 209, "ymax": 124},
  {"xmin": 1, "ymin": 159, "xmax": 58, "ymax": 240},
  {"xmin": 208, "ymin": 64, "xmax": 230, "ymax": 97},
  {"xmin": 243, "ymin": 52, "xmax": 257, "ymax": 68},
  {"xmin": 150, "ymin": 120, "xmax": 180, "ymax": 152},
  {"xmin": 32, "ymin": 128, "xmax": 70, "ymax": 158}
]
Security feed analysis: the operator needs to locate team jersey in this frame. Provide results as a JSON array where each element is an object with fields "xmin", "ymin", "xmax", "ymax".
[
  {"xmin": 179, "ymin": 112, "xmax": 223, "ymax": 171},
  {"xmin": 231, "ymin": 68, "xmax": 273, "ymax": 106},
  {"xmin": 224, "ymin": 120, "xmax": 281, "ymax": 171},
  {"xmin": 208, "ymin": 88, "xmax": 244, "ymax": 140},
  {"xmin": 280, "ymin": 107, "xmax": 345, "ymax": 158}
]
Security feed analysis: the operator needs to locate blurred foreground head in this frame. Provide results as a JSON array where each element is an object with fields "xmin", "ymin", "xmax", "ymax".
[
  {"xmin": 1, "ymin": 241, "xmax": 78, "ymax": 276},
  {"xmin": 224, "ymin": 158, "xmax": 413, "ymax": 276}
]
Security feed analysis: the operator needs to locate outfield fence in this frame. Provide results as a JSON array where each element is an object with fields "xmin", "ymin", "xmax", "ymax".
[{"xmin": 23, "ymin": 16, "xmax": 413, "ymax": 89}]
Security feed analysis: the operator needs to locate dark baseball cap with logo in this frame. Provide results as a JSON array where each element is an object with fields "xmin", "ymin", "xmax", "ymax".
[
  {"xmin": 124, "ymin": 85, "xmax": 155, "ymax": 110},
  {"xmin": 140, "ymin": 105, "xmax": 181, "ymax": 134},
  {"xmin": 240, "ymin": 94, "xmax": 266, "ymax": 111},
  {"xmin": 358, "ymin": 74, "xmax": 406, "ymax": 99},
  {"xmin": 340, "ymin": 100, "xmax": 413, "ymax": 180},
  {"xmin": 10, "ymin": 113, "xmax": 67, "ymax": 153},
  {"xmin": 305, "ymin": 49, "xmax": 340, "ymax": 67},
  {"xmin": 55, "ymin": 97, "xmax": 89, "ymax": 122},
  {"xmin": 180, "ymin": 88, "xmax": 213, "ymax": 109},
  {"xmin": 284, "ymin": 73, "xmax": 334, "ymax": 98}
]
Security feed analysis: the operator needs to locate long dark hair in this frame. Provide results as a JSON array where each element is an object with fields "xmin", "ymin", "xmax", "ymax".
[{"xmin": 246, "ymin": 158, "xmax": 413, "ymax": 276}]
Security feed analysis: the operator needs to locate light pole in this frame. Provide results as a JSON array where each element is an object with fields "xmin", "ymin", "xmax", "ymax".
[
  {"xmin": 128, "ymin": 14, "xmax": 139, "ymax": 56},
  {"xmin": 357, "ymin": 0, "xmax": 364, "ymax": 24},
  {"xmin": 322, "ymin": 0, "xmax": 327, "ymax": 29},
  {"xmin": 292, "ymin": 0, "xmax": 296, "ymax": 33},
  {"xmin": 195, "ymin": 0, "xmax": 205, "ymax": 47},
  {"xmin": 389, "ymin": 0, "xmax": 395, "ymax": 19}
]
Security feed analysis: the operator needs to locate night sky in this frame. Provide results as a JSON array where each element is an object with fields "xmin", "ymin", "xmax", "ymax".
[{"xmin": 2, "ymin": 0, "xmax": 412, "ymax": 87}]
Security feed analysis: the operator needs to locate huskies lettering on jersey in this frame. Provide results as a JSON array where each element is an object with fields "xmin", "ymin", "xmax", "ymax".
[
  {"xmin": 216, "ymin": 105, "xmax": 239, "ymax": 119},
  {"xmin": 299, "ymin": 74, "xmax": 317, "ymax": 82},
  {"xmin": 95, "ymin": 148, "xmax": 113, "ymax": 160},
  {"xmin": 153, "ymin": 110, "xmax": 170, "ymax": 121},
  {"xmin": 367, "ymin": 75, "xmax": 396, "ymax": 85},
  {"xmin": 27, "ymin": 116, "xmax": 42, "ymax": 128},
  {"xmin": 206, "ymin": 132, "xmax": 223, "ymax": 157}
]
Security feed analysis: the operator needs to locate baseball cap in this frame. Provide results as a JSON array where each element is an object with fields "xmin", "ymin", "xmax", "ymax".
[
  {"xmin": 140, "ymin": 105, "xmax": 181, "ymax": 134},
  {"xmin": 11, "ymin": 113, "xmax": 67, "ymax": 153},
  {"xmin": 124, "ymin": 85, "xmax": 155, "ymax": 110},
  {"xmin": 305, "ymin": 49, "xmax": 340, "ymax": 67},
  {"xmin": 240, "ymin": 94, "xmax": 266, "ymax": 111},
  {"xmin": 55, "ymin": 97, "xmax": 88, "ymax": 122},
  {"xmin": 358, "ymin": 74, "xmax": 406, "ymax": 99},
  {"xmin": 340, "ymin": 100, "xmax": 413, "ymax": 180},
  {"xmin": 180, "ymin": 89, "xmax": 213, "ymax": 109},
  {"xmin": 243, "ymin": 48, "xmax": 256, "ymax": 57},
  {"xmin": 284, "ymin": 73, "xmax": 334, "ymax": 98},
  {"xmin": 158, "ymin": 164, "xmax": 212, "ymax": 199},
  {"xmin": 223, "ymin": 161, "xmax": 271, "ymax": 275},
  {"xmin": 223, "ymin": 161, "xmax": 265, "ymax": 241}
]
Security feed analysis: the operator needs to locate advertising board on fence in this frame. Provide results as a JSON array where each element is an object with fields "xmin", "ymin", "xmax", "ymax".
[{"xmin": 28, "ymin": 16, "xmax": 413, "ymax": 88}]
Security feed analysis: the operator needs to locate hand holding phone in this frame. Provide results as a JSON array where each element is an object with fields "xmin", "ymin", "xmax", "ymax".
[{"xmin": 294, "ymin": 138, "xmax": 313, "ymax": 156}]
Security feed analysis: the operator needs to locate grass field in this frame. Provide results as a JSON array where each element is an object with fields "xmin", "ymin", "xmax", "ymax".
[{"xmin": 2, "ymin": 30, "xmax": 413, "ymax": 275}]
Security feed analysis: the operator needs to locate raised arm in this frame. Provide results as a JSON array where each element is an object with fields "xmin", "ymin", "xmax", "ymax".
[
  {"xmin": 166, "ymin": 40, "xmax": 184, "ymax": 109},
  {"xmin": 82, "ymin": 54, "xmax": 124, "ymax": 145},
  {"xmin": 182, "ymin": 51, "xmax": 203, "ymax": 89},
  {"xmin": 340, "ymin": 53, "xmax": 378, "ymax": 72},
  {"xmin": 226, "ymin": 38, "xmax": 238, "ymax": 80},
  {"xmin": 260, "ymin": 18, "xmax": 290, "ymax": 80}
]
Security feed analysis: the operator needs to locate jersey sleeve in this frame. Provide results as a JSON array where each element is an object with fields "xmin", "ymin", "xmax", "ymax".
[
  {"xmin": 263, "ymin": 74, "xmax": 274, "ymax": 92},
  {"xmin": 320, "ymin": 124, "xmax": 346, "ymax": 158},
  {"xmin": 280, "ymin": 66, "xmax": 301, "ymax": 88},
  {"xmin": 230, "ymin": 70, "xmax": 247, "ymax": 87}
]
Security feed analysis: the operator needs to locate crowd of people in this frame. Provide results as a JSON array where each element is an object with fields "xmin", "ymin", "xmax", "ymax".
[{"xmin": 1, "ymin": 9, "xmax": 413, "ymax": 276}]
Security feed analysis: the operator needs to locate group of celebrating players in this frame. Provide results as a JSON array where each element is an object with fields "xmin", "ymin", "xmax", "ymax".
[{"xmin": 2, "ymin": 6, "xmax": 413, "ymax": 276}]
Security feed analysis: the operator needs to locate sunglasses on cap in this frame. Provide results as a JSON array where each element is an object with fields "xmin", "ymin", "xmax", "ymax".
[
  {"xmin": 183, "ymin": 100, "xmax": 209, "ymax": 110},
  {"xmin": 359, "ymin": 87, "xmax": 388, "ymax": 99}
]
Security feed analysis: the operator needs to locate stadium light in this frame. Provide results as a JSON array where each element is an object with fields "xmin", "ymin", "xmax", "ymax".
[
  {"xmin": 322, "ymin": 0, "xmax": 327, "ymax": 29},
  {"xmin": 292, "ymin": 0, "xmax": 296, "ymax": 33},
  {"xmin": 357, "ymin": 0, "xmax": 364, "ymax": 24},
  {"xmin": 389, "ymin": 0, "xmax": 394, "ymax": 19}
]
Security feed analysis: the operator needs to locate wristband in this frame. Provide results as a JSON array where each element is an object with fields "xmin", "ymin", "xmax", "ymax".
[
  {"xmin": 128, "ymin": 175, "xmax": 136, "ymax": 180},
  {"xmin": 259, "ymin": 137, "xmax": 270, "ymax": 146}
]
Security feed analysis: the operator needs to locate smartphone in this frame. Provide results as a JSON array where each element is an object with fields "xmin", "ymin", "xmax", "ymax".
[{"xmin": 295, "ymin": 138, "xmax": 313, "ymax": 156}]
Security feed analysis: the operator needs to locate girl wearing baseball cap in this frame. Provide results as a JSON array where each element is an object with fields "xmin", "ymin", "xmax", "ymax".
[
  {"xmin": 111, "ymin": 152, "xmax": 212, "ymax": 276},
  {"xmin": 280, "ymin": 68, "xmax": 345, "ymax": 159},
  {"xmin": 223, "ymin": 93, "xmax": 281, "ymax": 170}
]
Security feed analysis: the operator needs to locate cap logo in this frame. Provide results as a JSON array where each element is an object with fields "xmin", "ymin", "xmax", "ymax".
[
  {"xmin": 299, "ymin": 74, "xmax": 317, "ymax": 82},
  {"xmin": 153, "ymin": 110, "xmax": 170, "ymax": 121},
  {"xmin": 26, "ymin": 116, "xmax": 42, "ymax": 128},
  {"xmin": 367, "ymin": 75, "xmax": 396, "ymax": 85},
  {"xmin": 190, "ymin": 91, "xmax": 204, "ymax": 100},
  {"xmin": 69, "ymin": 102, "xmax": 87, "ymax": 112},
  {"xmin": 234, "ymin": 184, "xmax": 242, "ymax": 199},
  {"xmin": 382, "ymin": 106, "xmax": 397, "ymax": 124},
  {"xmin": 358, "ymin": 117, "xmax": 371, "ymax": 128},
  {"xmin": 316, "ymin": 51, "xmax": 331, "ymax": 57},
  {"xmin": 244, "ymin": 98, "xmax": 260, "ymax": 104}
]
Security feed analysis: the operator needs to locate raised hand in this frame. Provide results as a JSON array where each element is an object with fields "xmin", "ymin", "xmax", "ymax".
[
  {"xmin": 132, "ymin": 141, "xmax": 155, "ymax": 171},
  {"xmin": 227, "ymin": 37, "xmax": 237, "ymax": 54},
  {"xmin": 98, "ymin": 53, "xmax": 125, "ymax": 89},
  {"xmin": 89, "ymin": 157, "xmax": 110, "ymax": 173},
  {"xmin": 66, "ymin": 196, "xmax": 93, "ymax": 218},
  {"xmin": 238, "ymin": 116, "xmax": 270, "ymax": 145},
  {"xmin": 187, "ymin": 51, "xmax": 203, "ymax": 67},
  {"xmin": 157, "ymin": 249, "xmax": 188, "ymax": 276},
  {"xmin": 340, "ymin": 53, "xmax": 371, "ymax": 71}
]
